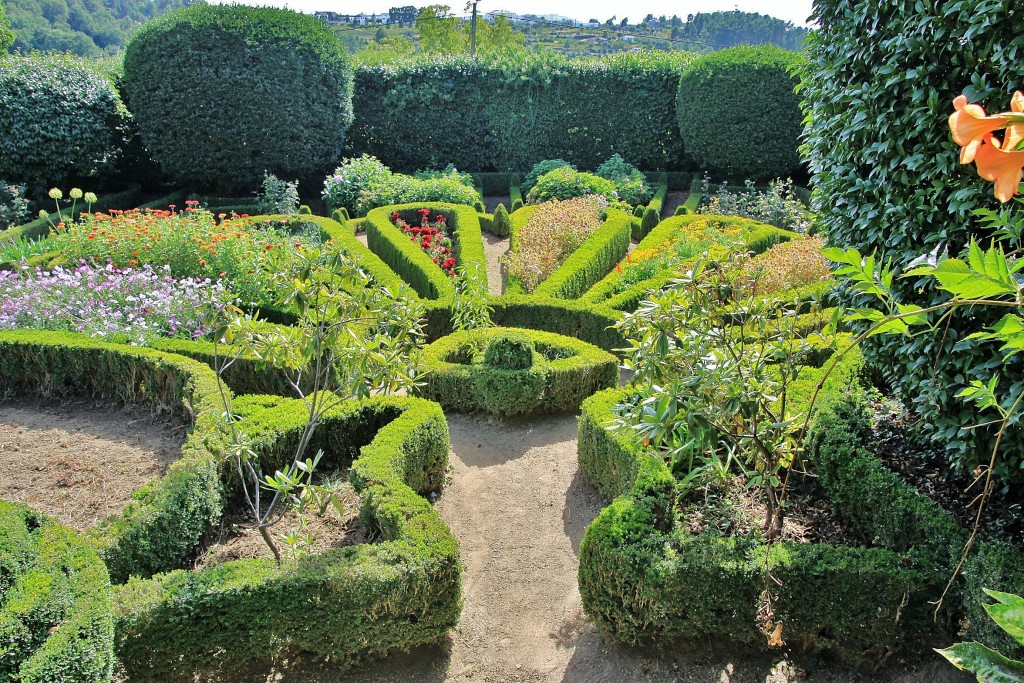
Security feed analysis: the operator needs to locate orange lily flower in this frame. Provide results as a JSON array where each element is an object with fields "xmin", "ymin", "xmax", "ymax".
[
  {"xmin": 949, "ymin": 95, "xmax": 1012, "ymax": 164},
  {"xmin": 973, "ymin": 133, "xmax": 1024, "ymax": 202}
]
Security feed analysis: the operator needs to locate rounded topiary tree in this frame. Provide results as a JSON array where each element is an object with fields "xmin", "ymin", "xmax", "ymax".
[
  {"xmin": 122, "ymin": 5, "xmax": 353, "ymax": 192},
  {"xmin": 677, "ymin": 46, "xmax": 803, "ymax": 181},
  {"xmin": 484, "ymin": 331, "xmax": 536, "ymax": 370},
  {"xmin": 0, "ymin": 53, "xmax": 126, "ymax": 194}
]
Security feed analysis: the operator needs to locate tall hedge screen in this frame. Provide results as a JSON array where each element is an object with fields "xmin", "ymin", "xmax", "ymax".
[
  {"xmin": 346, "ymin": 51, "xmax": 696, "ymax": 172},
  {"xmin": 0, "ymin": 52, "xmax": 125, "ymax": 194},
  {"xmin": 801, "ymin": 1, "xmax": 1024, "ymax": 482},
  {"xmin": 122, "ymin": 5, "xmax": 353, "ymax": 192},
  {"xmin": 677, "ymin": 46, "xmax": 804, "ymax": 181}
]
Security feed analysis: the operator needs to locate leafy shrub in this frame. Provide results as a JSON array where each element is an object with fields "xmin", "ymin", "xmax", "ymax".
[
  {"xmin": 0, "ymin": 180, "xmax": 29, "ymax": 229},
  {"xmin": 490, "ymin": 203, "xmax": 511, "ymax": 237},
  {"xmin": 640, "ymin": 206, "xmax": 660, "ymax": 237},
  {"xmin": 522, "ymin": 159, "xmax": 575, "ymax": 195},
  {"xmin": 0, "ymin": 53, "xmax": 126, "ymax": 194},
  {"xmin": 356, "ymin": 173, "xmax": 480, "ymax": 216},
  {"xmin": 677, "ymin": 46, "xmax": 803, "ymax": 181},
  {"xmin": 0, "ymin": 501, "xmax": 114, "ymax": 683},
  {"xmin": 526, "ymin": 168, "xmax": 617, "ymax": 205},
  {"xmin": 699, "ymin": 177, "xmax": 813, "ymax": 232},
  {"xmin": 484, "ymin": 331, "xmax": 534, "ymax": 370},
  {"xmin": 122, "ymin": 4, "xmax": 354, "ymax": 192},
  {"xmin": 256, "ymin": 172, "xmax": 299, "ymax": 215},
  {"xmin": 322, "ymin": 154, "xmax": 392, "ymax": 215},
  {"xmin": 414, "ymin": 165, "xmax": 475, "ymax": 188},
  {"xmin": 739, "ymin": 236, "xmax": 831, "ymax": 297},
  {"xmin": 801, "ymin": 1, "xmax": 1024, "ymax": 481},
  {"xmin": 596, "ymin": 154, "xmax": 652, "ymax": 206},
  {"xmin": 47, "ymin": 205, "xmax": 318, "ymax": 306},
  {"xmin": 502, "ymin": 195, "xmax": 606, "ymax": 293},
  {"xmin": 0, "ymin": 263, "xmax": 229, "ymax": 345}
]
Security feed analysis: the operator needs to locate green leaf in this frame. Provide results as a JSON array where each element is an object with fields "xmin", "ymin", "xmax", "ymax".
[
  {"xmin": 984, "ymin": 589, "xmax": 1024, "ymax": 648},
  {"xmin": 935, "ymin": 642, "xmax": 1024, "ymax": 683}
]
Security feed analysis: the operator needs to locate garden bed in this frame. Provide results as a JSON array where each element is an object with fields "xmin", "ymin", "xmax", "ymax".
[{"xmin": 0, "ymin": 398, "xmax": 186, "ymax": 531}]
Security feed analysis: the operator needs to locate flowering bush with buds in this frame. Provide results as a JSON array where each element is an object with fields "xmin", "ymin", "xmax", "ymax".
[
  {"xmin": 502, "ymin": 195, "xmax": 606, "ymax": 292},
  {"xmin": 392, "ymin": 209, "xmax": 458, "ymax": 276},
  {"xmin": 0, "ymin": 262, "xmax": 228, "ymax": 345},
  {"xmin": 46, "ymin": 202, "xmax": 314, "ymax": 306}
]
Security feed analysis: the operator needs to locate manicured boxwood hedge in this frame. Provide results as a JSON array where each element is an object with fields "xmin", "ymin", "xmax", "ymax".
[
  {"xmin": 0, "ymin": 330, "xmax": 228, "ymax": 583},
  {"xmin": 122, "ymin": 4, "xmax": 354, "ymax": 192},
  {"xmin": 489, "ymin": 296, "xmax": 625, "ymax": 353},
  {"xmin": 533, "ymin": 208, "xmax": 633, "ymax": 300},
  {"xmin": 677, "ymin": 46, "xmax": 804, "ymax": 182},
  {"xmin": 364, "ymin": 203, "xmax": 486, "ymax": 300},
  {"xmin": 415, "ymin": 327, "xmax": 618, "ymax": 415},
  {"xmin": 113, "ymin": 394, "xmax": 460, "ymax": 680},
  {"xmin": 346, "ymin": 52, "xmax": 697, "ymax": 173},
  {"xmin": 579, "ymin": 341, "xmax": 1024, "ymax": 662},
  {"xmin": 0, "ymin": 501, "xmax": 114, "ymax": 683}
]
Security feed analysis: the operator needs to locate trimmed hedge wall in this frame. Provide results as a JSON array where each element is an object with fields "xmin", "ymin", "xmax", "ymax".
[
  {"xmin": 800, "ymin": 0, "xmax": 1024, "ymax": 483},
  {"xmin": 489, "ymin": 296, "xmax": 625, "ymax": 353},
  {"xmin": 0, "ymin": 331, "xmax": 228, "ymax": 583},
  {"xmin": 677, "ymin": 46, "xmax": 804, "ymax": 182},
  {"xmin": 0, "ymin": 501, "xmax": 114, "ymax": 683},
  {"xmin": 113, "ymin": 394, "xmax": 460, "ymax": 680},
  {"xmin": 577, "ymin": 348, "xmax": 962, "ymax": 662},
  {"xmin": 123, "ymin": 4, "xmax": 354, "ymax": 192},
  {"xmin": 415, "ymin": 327, "xmax": 618, "ymax": 415},
  {"xmin": 364, "ymin": 203, "xmax": 486, "ymax": 300},
  {"xmin": 346, "ymin": 52, "xmax": 697, "ymax": 173},
  {"xmin": 534, "ymin": 208, "xmax": 633, "ymax": 300}
]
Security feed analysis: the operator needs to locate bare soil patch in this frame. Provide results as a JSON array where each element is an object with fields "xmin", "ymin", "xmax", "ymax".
[
  {"xmin": 194, "ymin": 470, "xmax": 365, "ymax": 570},
  {"xmin": 0, "ymin": 398, "xmax": 185, "ymax": 530}
]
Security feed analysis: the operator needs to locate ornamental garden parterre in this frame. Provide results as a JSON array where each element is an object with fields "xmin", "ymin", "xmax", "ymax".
[{"xmin": 1, "ymin": 2, "xmax": 1024, "ymax": 681}]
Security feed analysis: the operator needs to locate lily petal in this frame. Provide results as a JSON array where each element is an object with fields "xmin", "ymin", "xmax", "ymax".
[{"xmin": 974, "ymin": 135, "xmax": 1024, "ymax": 202}]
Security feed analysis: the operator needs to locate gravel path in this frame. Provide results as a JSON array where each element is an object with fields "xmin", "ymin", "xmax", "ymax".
[{"xmin": 483, "ymin": 233, "xmax": 509, "ymax": 296}]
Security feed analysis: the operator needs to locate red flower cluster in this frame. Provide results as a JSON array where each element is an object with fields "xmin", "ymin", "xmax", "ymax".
[{"xmin": 392, "ymin": 210, "xmax": 458, "ymax": 277}]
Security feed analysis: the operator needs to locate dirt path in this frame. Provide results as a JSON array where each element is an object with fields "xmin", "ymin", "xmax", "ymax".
[
  {"xmin": 246, "ymin": 413, "xmax": 967, "ymax": 683},
  {"xmin": 483, "ymin": 233, "xmax": 509, "ymax": 296},
  {"xmin": 485, "ymin": 195, "xmax": 511, "ymax": 214},
  {"xmin": 662, "ymin": 191, "xmax": 689, "ymax": 217}
]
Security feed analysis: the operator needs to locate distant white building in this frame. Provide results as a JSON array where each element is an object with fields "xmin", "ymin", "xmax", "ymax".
[{"xmin": 485, "ymin": 9, "xmax": 524, "ymax": 23}]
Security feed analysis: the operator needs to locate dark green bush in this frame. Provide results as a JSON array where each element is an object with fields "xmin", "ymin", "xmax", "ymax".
[
  {"xmin": 0, "ymin": 502, "xmax": 114, "ymax": 683},
  {"xmin": 596, "ymin": 153, "xmax": 652, "ymax": 206},
  {"xmin": 677, "ymin": 46, "xmax": 803, "ymax": 181},
  {"xmin": 346, "ymin": 52, "xmax": 697, "ymax": 173},
  {"xmin": 416, "ymin": 327, "xmax": 618, "ymax": 415},
  {"xmin": 122, "ymin": 4, "xmax": 353, "ymax": 192},
  {"xmin": 800, "ymin": 1, "xmax": 1024, "ymax": 483},
  {"xmin": 489, "ymin": 203, "xmax": 511, "ymax": 237},
  {"xmin": 638, "ymin": 206, "xmax": 660, "ymax": 239},
  {"xmin": 483, "ymin": 331, "xmax": 535, "ymax": 370},
  {"xmin": 114, "ymin": 395, "xmax": 460, "ymax": 680},
  {"xmin": 0, "ymin": 52, "xmax": 126, "ymax": 194}
]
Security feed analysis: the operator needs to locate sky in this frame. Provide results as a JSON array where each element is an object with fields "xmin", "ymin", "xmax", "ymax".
[{"xmin": 224, "ymin": 0, "xmax": 816, "ymax": 27}]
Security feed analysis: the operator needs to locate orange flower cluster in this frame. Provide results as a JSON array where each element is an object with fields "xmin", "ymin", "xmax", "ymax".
[{"xmin": 949, "ymin": 92, "xmax": 1024, "ymax": 202}]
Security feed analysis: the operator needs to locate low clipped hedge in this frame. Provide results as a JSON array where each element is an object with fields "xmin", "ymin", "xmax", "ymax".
[
  {"xmin": 113, "ymin": 394, "xmax": 460, "ymax": 680},
  {"xmin": 533, "ymin": 208, "xmax": 633, "ymax": 300},
  {"xmin": 582, "ymin": 214, "xmax": 797, "ymax": 311},
  {"xmin": 0, "ymin": 501, "xmax": 114, "ymax": 683},
  {"xmin": 0, "ymin": 331, "xmax": 227, "ymax": 583},
  {"xmin": 489, "ymin": 296, "xmax": 625, "ymax": 353},
  {"xmin": 577, "ymin": 348, "xmax": 963, "ymax": 663},
  {"xmin": 364, "ymin": 203, "xmax": 486, "ymax": 300},
  {"xmin": 415, "ymin": 327, "xmax": 618, "ymax": 415}
]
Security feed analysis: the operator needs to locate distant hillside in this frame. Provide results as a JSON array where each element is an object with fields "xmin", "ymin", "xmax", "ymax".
[{"xmin": 5, "ymin": 0, "xmax": 191, "ymax": 56}]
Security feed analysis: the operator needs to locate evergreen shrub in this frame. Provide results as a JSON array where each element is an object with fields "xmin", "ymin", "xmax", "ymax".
[
  {"xmin": 677, "ymin": 46, "xmax": 803, "ymax": 181},
  {"xmin": 123, "ymin": 4, "xmax": 353, "ymax": 192}
]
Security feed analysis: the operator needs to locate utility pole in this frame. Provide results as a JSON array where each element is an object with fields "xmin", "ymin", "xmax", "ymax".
[{"xmin": 469, "ymin": 0, "xmax": 479, "ymax": 58}]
